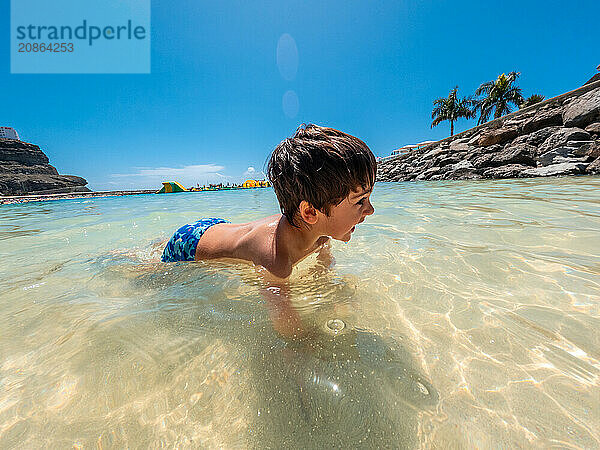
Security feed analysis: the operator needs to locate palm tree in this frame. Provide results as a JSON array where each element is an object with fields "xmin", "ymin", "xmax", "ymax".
[
  {"xmin": 520, "ymin": 94, "xmax": 545, "ymax": 109},
  {"xmin": 475, "ymin": 72, "xmax": 524, "ymax": 124},
  {"xmin": 431, "ymin": 87, "xmax": 477, "ymax": 137}
]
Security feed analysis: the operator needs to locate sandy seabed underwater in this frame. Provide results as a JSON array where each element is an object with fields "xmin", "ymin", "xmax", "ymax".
[{"xmin": 0, "ymin": 178, "xmax": 599, "ymax": 448}]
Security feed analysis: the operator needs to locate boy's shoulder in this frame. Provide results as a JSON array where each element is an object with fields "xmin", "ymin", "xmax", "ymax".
[{"xmin": 194, "ymin": 215, "xmax": 279, "ymax": 263}]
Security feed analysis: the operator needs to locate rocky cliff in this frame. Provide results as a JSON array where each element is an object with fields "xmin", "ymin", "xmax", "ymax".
[
  {"xmin": 0, "ymin": 139, "xmax": 89, "ymax": 196},
  {"xmin": 377, "ymin": 79, "xmax": 600, "ymax": 182}
]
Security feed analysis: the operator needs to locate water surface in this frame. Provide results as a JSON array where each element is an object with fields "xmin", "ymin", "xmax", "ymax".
[{"xmin": 1, "ymin": 177, "xmax": 599, "ymax": 448}]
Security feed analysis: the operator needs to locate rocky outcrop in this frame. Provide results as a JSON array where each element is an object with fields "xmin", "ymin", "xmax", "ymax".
[
  {"xmin": 0, "ymin": 139, "xmax": 89, "ymax": 196},
  {"xmin": 378, "ymin": 79, "xmax": 600, "ymax": 182}
]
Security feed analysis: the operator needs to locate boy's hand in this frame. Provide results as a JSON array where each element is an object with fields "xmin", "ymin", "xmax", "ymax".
[{"xmin": 257, "ymin": 269, "xmax": 305, "ymax": 339}]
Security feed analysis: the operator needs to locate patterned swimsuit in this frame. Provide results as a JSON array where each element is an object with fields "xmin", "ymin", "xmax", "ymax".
[{"xmin": 161, "ymin": 218, "xmax": 229, "ymax": 262}]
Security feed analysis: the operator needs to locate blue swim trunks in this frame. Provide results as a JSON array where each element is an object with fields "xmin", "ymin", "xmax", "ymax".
[{"xmin": 161, "ymin": 218, "xmax": 229, "ymax": 262}]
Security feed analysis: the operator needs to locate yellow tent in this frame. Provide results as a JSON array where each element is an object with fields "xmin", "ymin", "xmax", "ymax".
[{"xmin": 242, "ymin": 179, "xmax": 258, "ymax": 188}]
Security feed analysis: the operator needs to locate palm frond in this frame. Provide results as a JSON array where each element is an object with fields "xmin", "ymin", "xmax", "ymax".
[
  {"xmin": 475, "ymin": 81, "xmax": 494, "ymax": 97},
  {"xmin": 431, "ymin": 116, "xmax": 445, "ymax": 128},
  {"xmin": 520, "ymin": 94, "xmax": 545, "ymax": 108},
  {"xmin": 506, "ymin": 71, "xmax": 521, "ymax": 83},
  {"xmin": 430, "ymin": 86, "xmax": 475, "ymax": 135},
  {"xmin": 431, "ymin": 104, "xmax": 445, "ymax": 119},
  {"xmin": 475, "ymin": 71, "xmax": 524, "ymax": 123}
]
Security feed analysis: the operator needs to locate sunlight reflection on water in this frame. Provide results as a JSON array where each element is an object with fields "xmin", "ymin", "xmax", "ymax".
[{"xmin": 0, "ymin": 177, "xmax": 599, "ymax": 448}]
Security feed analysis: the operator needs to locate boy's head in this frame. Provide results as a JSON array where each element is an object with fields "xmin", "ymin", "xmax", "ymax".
[{"xmin": 267, "ymin": 124, "xmax": 376, "ymax": 227}]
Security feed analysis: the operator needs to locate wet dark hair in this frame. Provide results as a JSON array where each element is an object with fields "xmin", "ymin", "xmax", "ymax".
[{"xmin": 267, "ymin": 124, "xmax": 376, "ymax": 227}]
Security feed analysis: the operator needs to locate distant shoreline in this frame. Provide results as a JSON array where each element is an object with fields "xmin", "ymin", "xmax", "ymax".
[
  {"xmin": 0, "ymin": 184, "xmax": 274, "ymax": 205},
  {"xmin": 0, "ymin": 189, "xmax": 156, "ymax": 205}
]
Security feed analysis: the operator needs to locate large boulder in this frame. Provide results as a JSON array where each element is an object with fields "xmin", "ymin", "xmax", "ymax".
[
  {"xmin": 491, "ymin": 143, "xmax": 536, "ymax": 167},
  {"xmin": 562, "ymin": 87, "xmax": 600, "ymax": 127},
  {"xmin": 471, "ymin": 152, "xmax": 499, "ymax": 169},
  {"xmin": 504, "ymin": 113, "xmax": 533, "ymax": 129},
  {"xmin": 470, "ymin": 143, "xmax": 536, "ymax": 169},
  {"xmin": 449, "ymin": 141, "xmax": 473, "ymax": 151},
  {"xmin": 465, "ymin": 144, "xmax": 502, "ymax": 161},
  {"xmin": 538, "ymin": 127, "xmax": 591, "ymax": 154},
  {"xmin": 538, "ymin": 147, "xmax": 590, "ymax": 166},
  {"xmin": 467, "ymin": 134, "xmax": 481, "ymax": 145},
  {"xmin": 585, "ymin": 122, "xmax": 600, "ymax": 134},
  {"xmin": 483, "ymin": 164, "xmax": 532, "ymax": 179},
  {"xmin": 521, "ymin": 107, "xmax": 563, "ymax": 134},
  {"xmin": 511, "ymin": 126, "xmax": 560, "ymax": 147},
  {"xmin": 573, "ymin": 141, "xmax": 600, "ymax": 159},
  {"xmin": 442, "ymin": 160, "xmax": 482, "ymax": 180},
  {"xmin": 444, "ymin": 169, "xmax": 482, "ymax": 180},
  {"xmin": 437, "ymin": 156, "xmax": 462, "ymax": 167},
  {"xmin": 415, "ymin": 166, "xmax": 441, "ymax": 180},
  {"xmin": 587, "ymin": 157, "xmax": 600, "ymax": 174},
  {"xmin": 521, "ymin": 162, "xmax": 588, "ymax": 177},
  {"xmin": 477, "ymin": 127, "xmax": 519, "ymax": 146},
  {"xmin": 421, "ymin": 147, "xmax": 449, "ymax": 160}
]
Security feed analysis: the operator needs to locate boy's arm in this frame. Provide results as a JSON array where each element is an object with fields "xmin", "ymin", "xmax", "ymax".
[
  {"xmin": 256, "ymin": 238, "xmax": 334, "ymax": 338},
  {"xmin": 257, "ymin": 268, "xmax": 305, "ymax": 339}
]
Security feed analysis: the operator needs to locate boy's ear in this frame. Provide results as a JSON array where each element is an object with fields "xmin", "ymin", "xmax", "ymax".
[{"xmin": 298, "ymin": 200, "xmax": 319, "ymax": 225}]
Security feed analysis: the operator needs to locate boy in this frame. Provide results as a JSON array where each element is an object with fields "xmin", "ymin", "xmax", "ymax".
[{"xmin": 161, "ymin": 124, "xmax": 376, "ymax": 280}]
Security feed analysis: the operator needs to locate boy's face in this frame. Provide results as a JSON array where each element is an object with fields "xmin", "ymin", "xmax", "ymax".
[{"xmin": 320, "ymin": 185, "xmax": 375, "ymax": 242}]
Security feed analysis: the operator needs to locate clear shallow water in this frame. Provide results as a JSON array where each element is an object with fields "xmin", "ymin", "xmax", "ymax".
[{"xmin": 1, "ymin": 178, "xmax": 599, "ymax": 448}]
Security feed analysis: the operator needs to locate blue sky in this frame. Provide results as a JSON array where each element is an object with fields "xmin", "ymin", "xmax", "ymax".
[{"xmin": 1, "ymin": 0, "xmax": 598, "ymax": 190}]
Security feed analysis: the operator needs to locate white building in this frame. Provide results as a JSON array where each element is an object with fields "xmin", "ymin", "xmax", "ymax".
[
  {"xmin": 390, "ymin": 141, "xmax": 437, "ymax": 157},
  {"xmin": 391, "ymin": 144, "xmax": 418, "ymax": 157},
  {"xmin": 0, "ymin": 127, "xmax": 19, "ymax": 140},
  {"xmin": 417, "ymin": 140, "xmax": 436, "ymax": 148}
]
